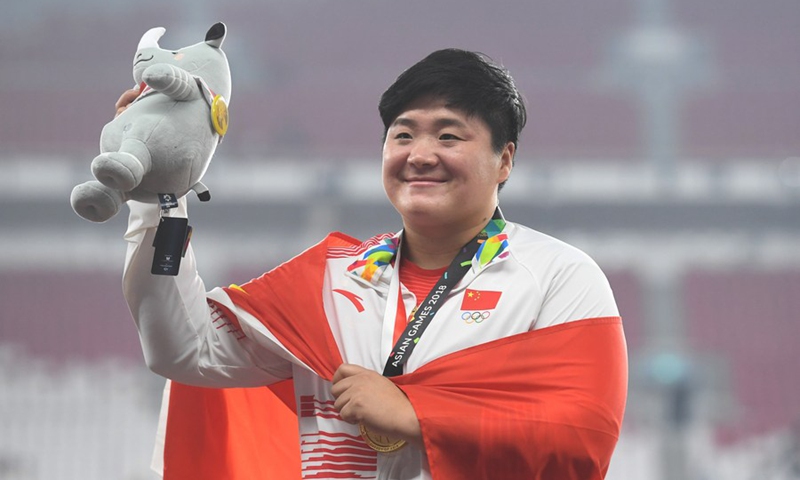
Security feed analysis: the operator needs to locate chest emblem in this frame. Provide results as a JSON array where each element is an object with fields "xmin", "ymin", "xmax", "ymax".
[
  {"xmin": 333, "ymin": 289, "xmax": 365, "ymax": 313},
  {"xmin": 460, "ymin": 289, "xmax": 502, "ymax": 324}
]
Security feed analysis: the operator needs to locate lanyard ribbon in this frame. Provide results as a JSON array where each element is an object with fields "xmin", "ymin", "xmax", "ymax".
[{"xmin": 382, "ymin": 208, "xmax": 503, "ymax": 377}]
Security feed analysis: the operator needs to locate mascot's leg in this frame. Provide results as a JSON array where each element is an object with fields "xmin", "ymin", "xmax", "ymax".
[
  {"xmin": 70, "ymin": 180, "xmax": 130, "ymax": 223},
  {"xmin": 92, "ymin": 138, "xmax": 152, "ymax": 192}
]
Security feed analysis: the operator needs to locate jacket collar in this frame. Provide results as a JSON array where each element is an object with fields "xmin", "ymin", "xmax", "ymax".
[
  {"xmin": 345, "ymin": 233, "xmax": 400, "ymax": 290},
  {"xmin": 346, "ymin": 209, "xmax": 512, "ymax": 291}
]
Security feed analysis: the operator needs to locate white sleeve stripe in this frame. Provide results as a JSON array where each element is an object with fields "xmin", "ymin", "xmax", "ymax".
[{"xmin": 207, "ymin": 287, "xmax": 315, "ymax": 374}]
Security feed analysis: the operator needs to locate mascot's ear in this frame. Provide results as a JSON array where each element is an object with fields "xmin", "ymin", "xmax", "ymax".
[{"xmin": 205, "ymin": 22, "xmax": 226, "ymax": 49}]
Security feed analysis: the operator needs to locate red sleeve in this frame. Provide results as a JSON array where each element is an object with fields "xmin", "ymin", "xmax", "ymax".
[{"xmin": 393, "ymin": 317, "xmax": 628, "ymax": 480}]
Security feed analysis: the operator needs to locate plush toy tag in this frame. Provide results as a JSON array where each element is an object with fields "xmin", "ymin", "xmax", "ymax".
[
  {"xmin": 151, "ymin": 217, "xmax": 190, "ymax": 276},
  {"xmin": 158, "ymin": 193, "xmax": 179, "ymax": 211}
]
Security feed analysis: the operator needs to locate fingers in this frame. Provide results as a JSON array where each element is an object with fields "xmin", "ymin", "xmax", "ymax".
[
  {"xmin": 331, "ymin": 364, "xmax": 373, "ymax": 425},
  {"xmin": 332, "ymin": 363, "xmax": 367, "ymax": 385},
  {"xmin": 334, "ymin": 393, "xmax": 361, "ymax": 425},
  {"xmin": 331, "ymin": 364, "xmax": 364, "ymax": 414},
  {"xmin": 330, "ymin": 363, "xmax": 422, "ymax": 444},
  {"xmin": 114, "ymin": 85, "xmax": 142, "ymax": 117}
]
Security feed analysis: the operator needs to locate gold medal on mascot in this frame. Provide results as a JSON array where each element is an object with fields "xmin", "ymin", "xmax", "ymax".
[
  {"xmin": 359, "ymin": 424, "xmax": 407, "ymax": 453},
  {"xmin": 210, "ymin": 94, "xmax": 229, "ymax": 136}
]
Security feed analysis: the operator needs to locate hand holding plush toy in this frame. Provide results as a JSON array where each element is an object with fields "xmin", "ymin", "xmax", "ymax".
[{"xmin": 71, "ymin": 22, "xmax": 231, "ymax": 222}]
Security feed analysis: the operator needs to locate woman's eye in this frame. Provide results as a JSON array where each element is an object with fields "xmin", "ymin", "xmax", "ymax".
[
  {"xmin": 440, "ymin": 133, "xmax": 461, "ymax": 141},
  {"xmin": 395, "ymin": 132, "xmax": 412, "ymax": 139}
]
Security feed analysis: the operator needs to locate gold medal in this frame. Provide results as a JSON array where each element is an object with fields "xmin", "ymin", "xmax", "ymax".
[
  {"xmin": 359, "ymin": 424, "xmax": 407, "ymax": 453},
  {"xmin": 210, "ymin": 94, "xmax": 229, "ymax": 136}
]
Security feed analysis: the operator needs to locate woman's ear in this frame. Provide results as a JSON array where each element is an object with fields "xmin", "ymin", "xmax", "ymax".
[{"xmin": 498, "ymin": 142, "xmax": 515, "ymax": 184}]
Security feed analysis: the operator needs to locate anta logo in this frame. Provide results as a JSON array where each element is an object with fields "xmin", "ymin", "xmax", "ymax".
[
  {"xmin": 460, "ymin": 289, "xmax": 501, "ymax": 324},
  {"xmin": 333, "ymin": 289, "xmax": 365, "ymax": 313}
]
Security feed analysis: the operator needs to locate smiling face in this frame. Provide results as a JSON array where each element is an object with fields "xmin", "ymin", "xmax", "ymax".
[{"xmin": 382, "ymin": 97, "xmax": 514, "ymax": 237}]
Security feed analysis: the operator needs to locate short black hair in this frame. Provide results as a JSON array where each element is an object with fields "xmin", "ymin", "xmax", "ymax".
[{"xmin": 379, "ymin": 48, "xmax": 527, "ymax": 155}]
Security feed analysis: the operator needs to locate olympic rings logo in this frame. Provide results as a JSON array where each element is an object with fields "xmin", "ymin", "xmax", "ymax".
[{"xmin": 461, "ymin": 311, "xmax": 491, "ymax": 324}]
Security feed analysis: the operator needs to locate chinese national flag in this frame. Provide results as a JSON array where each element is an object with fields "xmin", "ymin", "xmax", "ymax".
[{"xmin": 460, "ymin": 289, "xmax": 502, "ymax": 310}]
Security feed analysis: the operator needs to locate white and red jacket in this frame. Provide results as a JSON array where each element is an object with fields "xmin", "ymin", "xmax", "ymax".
[{"xmin": 123, "ymin": 200, "xmax": 627, "ymax": 480}]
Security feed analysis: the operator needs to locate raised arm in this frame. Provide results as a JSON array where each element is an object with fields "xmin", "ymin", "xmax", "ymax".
[{"xmin": 122, "ymin": 199, "xmax": 293, "ymax": 387}]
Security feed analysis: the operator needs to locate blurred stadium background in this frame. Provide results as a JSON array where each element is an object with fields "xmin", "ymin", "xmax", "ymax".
[{"xmin": 1, "ymin": 0, "xmax": 799, "ymax": 478}]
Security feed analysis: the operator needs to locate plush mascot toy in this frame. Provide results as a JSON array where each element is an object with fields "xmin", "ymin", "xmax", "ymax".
[{"xmin": 70, "ymin": 22, "xmax": 230, "ymax": 223}]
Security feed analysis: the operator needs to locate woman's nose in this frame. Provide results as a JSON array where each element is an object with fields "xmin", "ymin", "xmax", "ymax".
[{"xmin": 407, "ymin": 138, "xmax": 438, "ymax": 167}]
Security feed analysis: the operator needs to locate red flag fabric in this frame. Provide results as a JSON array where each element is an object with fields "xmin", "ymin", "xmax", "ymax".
[
  {"xmin": 163, "ymin": 317, "xmax": 626, "ymax": 480},
  {"xmin": 460, "ymin": 288, "xmax": 502, "ymax": 310},
  {"xmin": 394, "ymin": 316, "xmax": 627, "ymax": 480},
  {"xmin": 164, "ymin": 380, "xmax": 301, "ymax": 479},
  {"xmin": 224, "ymin": 233, "xmax": 349, "ymax": 379},
  {"xmin": 161, "ymin": 233, "xmax": 627, "ymax": 479},
  {"xmin": 162, "ymin": 234, "xmax": 351, "ymax": 480}
]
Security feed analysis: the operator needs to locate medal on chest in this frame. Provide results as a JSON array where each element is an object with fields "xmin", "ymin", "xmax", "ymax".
[{"xmin": 359, "ymin": 424, "xmax": 407, "ymax": 453}]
